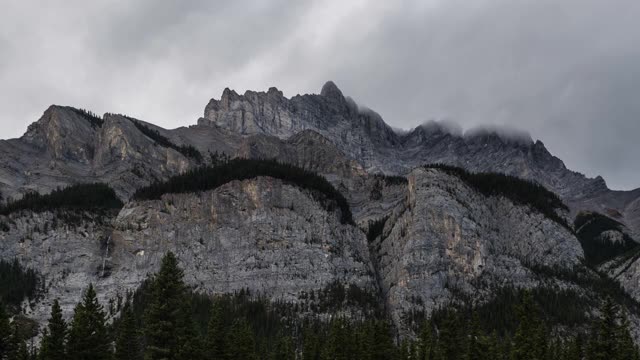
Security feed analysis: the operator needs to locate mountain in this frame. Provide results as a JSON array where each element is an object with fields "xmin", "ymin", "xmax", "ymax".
[
  {"xmin": 198, "ymin": 81, "xmax": 640, "ymax": 235},
  {"xmin": 1, "ymin": 81, "xmax": 640, "ymax": 345}
]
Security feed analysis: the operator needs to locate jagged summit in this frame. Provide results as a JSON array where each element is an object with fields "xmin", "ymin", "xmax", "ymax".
[
  {"xmin": 2, "ymin": 81, "xmax": 639, "ymax": 237},
  {"xmin": 320, "ymin": 80, "xmax": 344, "ymax": 100}
]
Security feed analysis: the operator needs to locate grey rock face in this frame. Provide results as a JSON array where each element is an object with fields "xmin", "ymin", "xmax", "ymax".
[
  {"xmin": 0, "ymin": 177, "xmax": 377, "ymax": 324},
  {"xmin": 2, "ymin": 80, "xmax": 640, "ymax": 339},
  {"xmin": 198, "ymin": 82, "xmax": 640, "ymax": 236},
  {"xmin": 372, "ymin": 168, "xmax": 583, "ymax": 330},
  {"xmin": 0, "ymin": 107, "xmax": 194, "ymax": 200}
]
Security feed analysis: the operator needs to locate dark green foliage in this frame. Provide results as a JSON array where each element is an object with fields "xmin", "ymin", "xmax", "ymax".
[
  {"xmin": 365, "ymin": 216, "xmax": 388, "ymax": 242},
  {"xmin": 143, "ymin": 252, "xmax": 190, "ymax": 360},
  {"xmin": 114, "ymin": 304, "xmax": 141, "ymax": 360},
  {"xmin": 313, "ymin": 280, "xmax": 379, "ymax": 313},
  {"xmin": 55, "ymin": 251, "xmax": 640, "ymax": 360},
  {"xmin": 0, "ymin": 303, "xmax": 11, "ymax": 358},
  {"xmin": 7, "ymin": 322, "xmax": 29, "ymax": 360},
  {"xmin": 69, "ymin": 108, "xmax": 103, "ymax": 128},
  {"xmin": 372, "ymin": 174, "xmax": 408, "ymax": 186},
  {"xmin": 226, "ymin": 319, "xmax": 256, "ymax": 360},
  {"xmin": 39, "ymin": 300, "xmax": 67, "ymax": 360},
  {"xmin": 413, "ymin": 291, "xmax": 640, "ymax": 360},
  {"xmin": 130, "ymin": 120, "xmax": 203, "ymax": 162},
  {"xmin": 424, "ymin": 164, "xmax": 570, "ymax": 228},
  {"xmin": 66, "ymin": 284, "xmax": 111, "ymax": 360},
  {"xmin": 574, "ymin": 211, "xmax": 639, "ymax": 265},
  {"xmin": 204, "ymin": 301, "xmax": 225, "ymax": 360},
  {"xmin": 587, "ymin": 298, "xmax": 639, "ymax": 360},
  {"xmin": 0, "ymin": 259, "xmax": 40, "ymax": 311},
  {"xmin": 0, "ymin": 183, "xmax": 123, "ymax": 216},
  {"xmin": 133, "ymin": 159, "xmax": 354, "ymax": 225}
]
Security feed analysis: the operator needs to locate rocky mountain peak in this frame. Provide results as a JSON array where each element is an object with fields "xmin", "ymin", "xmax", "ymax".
[{"xmin": 320, "ymin": 80, "xmax": 345, "ymax": 101}]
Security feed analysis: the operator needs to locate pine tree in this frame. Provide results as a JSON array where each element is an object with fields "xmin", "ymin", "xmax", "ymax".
[
  {"xmin": 114, "ymin": 304, "xmax": 141, "ymax": 360},
  {"xmin": 225, "ymin": 319, "xmax": 256, "ymax": 360},
  {"xmin": 437, "ymin": 310, "xmax": 463, "ymax": 360},
  {"xmin": 66, "ymin": 284, "xmax": 111, "ymax": 360},
  {"xmin": 511, "ymin": 292, "xmax": 546, "ymax": 360},
  {"xmin": 0, "ymin": 303, "xmax": 11, "ymax": 359},
  {"xmin": 176, "ymin": 300, "xmax": 203, "ymax": 360},
  {"xmin": 589, "ymin": 298, "xmax": 620, "ymax": 360},
  {"xmin": 419, "ymin": 321, "xmax": 435, "ymax": 360},
  {"xmin": 204, "ymin": 301, "xmax": 226, "ymax": 360},
  {"xmin": 7, "ymin": 322, "xmax": 29, "ymax": 360},
  {"xmin": 39, "ymin": 299, "xmax": 67, "ymax": 360},
  {"xmin": 302, "ymin": 326, "xmax": 320, "ymax": 360},
  {"xmin": 565, "ymin": 334, "xmax": 583, "ymax": 360},
  {"xmin": 269, "ymin": 334, "xmax": 294, "ymax": 360},
  {"xmin": 465, "ymin": 313, "xmax": 488, "ymax": 360},
  {"xmin": 144, "ymin": 251, "xmax": 188, "ymax": 360},
  {"xmin": 371, "ymin": 320, "xmax": 396, "ymax": 360},
  {"xmin": 613, "ymin": 309, "xmax": 637, "ymax": 360}
]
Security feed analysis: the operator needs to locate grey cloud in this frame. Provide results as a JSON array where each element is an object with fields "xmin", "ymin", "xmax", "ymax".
[{"xmin": 0, "ymin": 0, "xmax": 639, "ymax": 189}]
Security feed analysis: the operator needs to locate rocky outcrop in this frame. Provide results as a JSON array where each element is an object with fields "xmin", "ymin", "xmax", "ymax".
[
  {"xmin": 198, "ymin": 82, "xmax": 640, "ymax": 236},
  {"xmin": 0, "ymin": 107, "xmax": 194, "ymax": 200},
  {"xmin": 2, "ymin": 82, "xmax": 639, "ymax": 235},
  {"xmin": 371, "ymin": 168, "xmax": 584, "ymax": 330},
  {"xmin": 0, "ymin": 177, "xmax": 377, "ymax": 324}
]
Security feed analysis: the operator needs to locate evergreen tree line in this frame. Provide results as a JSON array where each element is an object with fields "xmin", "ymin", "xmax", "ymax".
[
  {"xmin": 69, "ymin": 107, "xmax": 104, "ymax": 128},
  {"xmin": 133, "ymin": 159, "xmax": 354, "ymax": 225},
  {"xmin": 372, "ymin": 174, "xmax": 408, "ymax": 186},
  {"xmin": 366, "ymin": 216, "xmax": 389, "ymax": 243},
  {"xmin": 574, "ymin": 211, "xmax": 639, "ymax": 266},
  {"xmin": 130, "ymin": 120, "xmax": 203, "ymax": 162},
  {"xmin": 0, "ymin": 184, "xmax": 123, "ymax": 216},
  {"xmin": 424, "ymin": 164, "xmax": 570, "ymax": 229},
  {"xmin": 2, "ymin": 252, "xmax": 640, "ymax": 360},
  {"xmin": 0, "ymin": 259, "xmax": 41, "ymax": 311}
]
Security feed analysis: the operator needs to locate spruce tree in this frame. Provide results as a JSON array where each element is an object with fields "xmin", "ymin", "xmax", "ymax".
[
  {"xmin": 419, "ymin": 321, "xmax": 434, "ymax": 360},
  {"xmin": 114, "ymin": 304, "xmax": 141, "ymax": 360},
  {"xmin": 144, "ymin": 251, "xmax": 188, "ymax": 360},
  {"xmin": 66, "ymin": 284, "xmax": 111, "ymax": 360},
  {"xmin": 39, "ymin": 299, "xmax": 67, "ymax": 360},
  {"xmin": 614, "ymin": 313, "xmax": 637, "ymax": 360},
  {"xmin": 7, "ymin": 322, "xmax": 29, "ymax": 360},
  {"xmin": 465, "ymin": 313, "xmax": 488, "ymax": 360},
  {"xmin": 269, "ymin": 334, "xmax": 294, "ymax": 360},
  {"xmin": 225, "ymin": 319, "xmax": 256, "ymax": 360},
  {"xmin": 0, "ymin": 303, "xmax": 11, "ymax": 359},
  {"xmin": 589, "ymin": 297, "xmax": 619, "ymax": 360},
  {"xmin": 204, "ymin": 301, "xmax": 226, "ymax": 360},
  {"xmin": 437, "ymin": 310, "xmax": 463, "ymax": 360},
  {"xmin": 371, "ymin": 320, "xmax": 396, "ymax": 360},
  {"xmin": 511, "ymin": 292, "xmax": 546, "ymax": 360},
  {"xmin": 176, "ymin": 300, "xmax": 203, "ymax": 360}
]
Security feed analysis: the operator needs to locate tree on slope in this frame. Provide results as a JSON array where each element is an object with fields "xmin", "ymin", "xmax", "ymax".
[
  {"xmin": 114, "ymin": 303, "xmax": 142, "ymax": 360},
  {"xmin": 66, "ymin": 284, "xmax": 111, "ymax": 360},
  {"xmin": 39, "ymin": 299, "xmax": 67, "ymax": 360}
]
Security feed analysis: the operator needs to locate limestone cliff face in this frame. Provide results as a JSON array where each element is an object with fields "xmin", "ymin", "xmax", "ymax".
[
  {"xmin": 0, "ymin": 108, "xmax": 194, "ymax": 200},
  {"xmin": 0, "ymin": 177, "xmax": 377, "ymax": 324},
  {"xmin": 2, "ymin": 82, "xmax": 639, "ymax": 235},
  {"xmin": 197, "ymin": 82, "xmax": 640, "ymax": 236},
  {"xmin": 371, "ymin": 168, "xmax": 584, "ymax": 330},
  {"xmin": 0, "ymin": 211, "xmax": 116, "ymax": 323}
]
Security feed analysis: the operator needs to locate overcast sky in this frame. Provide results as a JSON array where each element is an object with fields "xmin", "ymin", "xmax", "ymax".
[{"xmin": 1, "ymin": 0, "xmax": 639, "ymax": 189}]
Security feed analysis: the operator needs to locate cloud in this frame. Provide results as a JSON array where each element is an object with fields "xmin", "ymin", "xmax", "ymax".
[{"xmin": 0, "ymin": 0, "xmax": 639, "ymax": 189}]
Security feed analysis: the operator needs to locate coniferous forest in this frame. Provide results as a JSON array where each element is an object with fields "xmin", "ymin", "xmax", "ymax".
[
  {"xmin": 423, "ymin": 164, "xmax": 570, "ymax": 229},
  {"xmin": 1, "ymin": 253, "xmax": 639, "ymax": 360},
  {"xmin": 133, "ymin": 159, "xmax": 354, "ymax": 225},
  {"xmin": 0, "ymin": 183, "xmax": 123, "ymax": 216}
]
